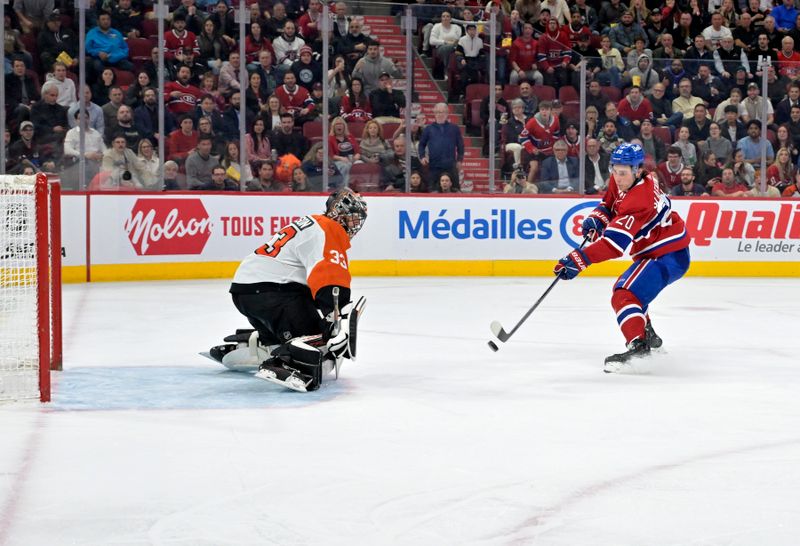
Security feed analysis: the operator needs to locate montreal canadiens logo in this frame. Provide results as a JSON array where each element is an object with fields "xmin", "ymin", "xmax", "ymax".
[
  {"xmin": 560, "ymin": 201, "xmax": 601, "ymax": 249},
  {"xmin": 125, "ymin": 198, "xmax": 212, "ymax": 256}
]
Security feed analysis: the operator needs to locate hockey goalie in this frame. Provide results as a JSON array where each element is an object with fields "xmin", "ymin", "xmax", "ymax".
[{"xmin": 207, "ymin": 188, "xmax": 368, "ymax": 392}]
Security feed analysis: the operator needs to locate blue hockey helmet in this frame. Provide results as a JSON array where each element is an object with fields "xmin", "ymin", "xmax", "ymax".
[{"xmin": 610, "ymin": 143, "xmax": 645, "ymax": 168}]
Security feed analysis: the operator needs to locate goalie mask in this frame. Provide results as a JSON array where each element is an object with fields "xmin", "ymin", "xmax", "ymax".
[{"xmin": 325, "ymin": 188, "xmax": 367, "ymax": 238}]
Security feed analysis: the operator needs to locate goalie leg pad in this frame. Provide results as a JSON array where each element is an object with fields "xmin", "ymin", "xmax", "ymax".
[
  {"xmin": 215, "ymin": 331, "xmax": 276, "ymax": 372},
  {"xmin": 273, "ymin": 336, "xmax": 325, "ymax": 387},
  {"xmin": 255, "ymin": 336, "xmax": 326, "ymax": 391}
]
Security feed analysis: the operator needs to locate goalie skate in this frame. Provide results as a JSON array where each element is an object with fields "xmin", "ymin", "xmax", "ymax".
[{"xmin": 255, "ymin": 363, "xmax": 315, "ymax": 392}]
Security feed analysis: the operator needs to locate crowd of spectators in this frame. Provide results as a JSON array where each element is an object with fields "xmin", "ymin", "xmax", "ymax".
[
  {"xmin": 5, "ymin": 0, "xmax": 441, "ymax": 191},
  {"xmin": 457, "ymin": 0, "xmax": 800, "ymax": 196},
  {"xmin": 5, "ymin": 0, "xmax": 800, "ymax": 196}
]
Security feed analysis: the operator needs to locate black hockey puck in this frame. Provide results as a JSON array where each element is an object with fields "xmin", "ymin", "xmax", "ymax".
[{"xmin": 487, "ymin": 341, "xmax": 499, "ymax": 352}]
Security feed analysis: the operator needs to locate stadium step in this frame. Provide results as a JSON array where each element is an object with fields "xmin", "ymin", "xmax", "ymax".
[
  {"xmin": 367, "ymin": 24, "xmax": 407, "ymax": 35},
  {"xmin": 417, "ymin": 90, "xmax": 446, "ymax": 102},
  {"xmin": 361, "ymin": 15, "xmax": 396, "ymax": 25},
  {"xmin": 363, "ymin": 13, "xmax": 495, "ymax": 192}
]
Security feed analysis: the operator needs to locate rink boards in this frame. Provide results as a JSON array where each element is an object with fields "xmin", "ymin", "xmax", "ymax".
[{"xmin": 57, "ymin": 193, "xmax": 800, "ymax": 282}]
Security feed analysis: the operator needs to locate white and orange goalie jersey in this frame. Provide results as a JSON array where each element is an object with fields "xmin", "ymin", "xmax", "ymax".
[{"xmin": 231, "ymin": 214, "xmax": 352, "ymax": 308}]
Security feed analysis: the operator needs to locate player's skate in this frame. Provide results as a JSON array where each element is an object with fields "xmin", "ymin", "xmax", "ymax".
[
  {"xmin": 255, "ymin": 359, "xmax": 317, "ymax": 392},
  {"xmin": 208, "ymin": 343, "xmax": 237, "ymax": 363},
  {"xmin": 603, "ymin": 338, "xmax": 650, "ymax": 373},
  {"xmin": 645, "ymin": 321, "xmax": 662, "ymax": 349},
  {"xmin": 202, "ymin": 330, "xmax": 275, "ymax": 372}
]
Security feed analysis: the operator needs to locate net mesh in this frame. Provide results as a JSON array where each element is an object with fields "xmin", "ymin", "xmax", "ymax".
[{"xmin": 0, "ymin": 176, "xmax": 41, "ymax": 401}]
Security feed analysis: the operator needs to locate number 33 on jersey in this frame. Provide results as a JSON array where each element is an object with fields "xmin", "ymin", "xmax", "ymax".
[{"xmin": 234, "ymin": 214, "xmax": 353, "ymax": 298}]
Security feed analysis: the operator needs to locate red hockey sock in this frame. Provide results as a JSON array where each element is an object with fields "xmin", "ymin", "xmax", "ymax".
[{"xmin": 611, "ymin": 289, "xmax": 646, "ymax": 344}]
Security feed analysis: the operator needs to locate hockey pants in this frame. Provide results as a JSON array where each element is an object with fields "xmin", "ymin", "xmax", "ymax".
[
  {"xmin": 232, "ymin": 286, "xmax": 324, "ymax": 346},
  {"xmin": 611, "ymin": 247, "xmax": 691, "ymax": 344}
]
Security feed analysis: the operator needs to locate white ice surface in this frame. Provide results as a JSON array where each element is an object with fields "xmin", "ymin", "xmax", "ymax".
[{"xmin": 2, "ymin": 277, "xmax": 800, "ymax": 545}]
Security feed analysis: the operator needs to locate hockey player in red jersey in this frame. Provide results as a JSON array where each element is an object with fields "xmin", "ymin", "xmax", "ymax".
[
  {"xmin": 208, "ymin": 189, "xmax": 368, "ymax": 391},
  {"xmin": 553, "ymin": 143, "xmax": 691, "ymax": 372}
]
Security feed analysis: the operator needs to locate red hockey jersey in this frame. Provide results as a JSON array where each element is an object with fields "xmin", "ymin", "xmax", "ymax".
[
  {"xmin": 584, "ymin": 172, "xmax": 689, "ymax": 263},
  {"xmin": 536, "ymin": 28, "xmax": 571, "ymax": 70},
  {"xmin": 163, "ymin": 29, "xmax": 200, "ymax": 60},
  {"xmin": 510, "ymin": 37, "xmax": 538, "ymax": 71},
  {"xmin": 655, "ymin": 160, "xmax": 685, "ymax": 190},
  {"xmin": 164, "ymin": 81, "xmax": 205, "ymax": 115},
  {"xmin": 519, "ymin": 113, "xmax": 560, "ymax": 155},
  {"xmin": 274, "ymin": 84, "xmax": 315, "ymax": 115}
]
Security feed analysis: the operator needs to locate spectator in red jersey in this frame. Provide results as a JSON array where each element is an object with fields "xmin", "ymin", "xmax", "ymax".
[
  {"xmin": 164, "ymin": 13, "xmax": 199, "ymax": 62},
  {"xmin": 617, "ymin": 86, "xmax": 653, "ymax": 131},
  {"xmin": 712, "ymin": 166, "xmax": 749, "ymax": 196},
  {"xmin": 766, "ymin": 147, "xmax": 797, "ymax": 194},
  {"xmin": 297, "ymin": 0, "xmax": 323, "ymax": 45},
  {"xmin": 509, "ymin": 23, "xmax": 542, "ymax": 85},
  {"xmin": 275, "ymin": 72, "xmax": 315, "ymax": 123},
  {"xmin": 166, "ymin": 115, "xmax": 199, "ymax": 164},
  {"xmin": 561, "ymin": 122, "xmax": 581, "ymax": 157},
  {"xmin": 328, "ymin": 116, "xmax": 361, "ymax": 186},
  {"xmin": 519, "ymin": 100, "xmax": 560, "ymax": 183},
  {"xmin": 656, "ymin": 146, "xmax": 687, "ymax": 190},
  {"xmin": 566, "ymin": 9, "xmax": 590, "ymax": 47},
  {"xmin": 777, "ymin": 36, "xmax": 800, "ymax": 80},
  {"xmin": 537, "ymin": 18, "xmax": 571, "ymax": 88},
  {"xmin": 165, "ymin": 65, "xmax": 205, "ymax": 116},
  {"xmin": 339, "ymin": 78, "xmax": 372, "ymax": 122}
]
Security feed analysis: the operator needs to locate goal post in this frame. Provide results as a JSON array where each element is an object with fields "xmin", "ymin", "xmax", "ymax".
[{"xmin": 0, "ymin": 174, "xmax": 62, "ymax": 403}]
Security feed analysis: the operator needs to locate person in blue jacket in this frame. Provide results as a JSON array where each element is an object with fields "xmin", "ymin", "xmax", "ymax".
[
  {"xmin": 85, "ymin": 11, "xmax": 134, "ymax": 80},
  {"xmin": 419, "ymin": 102, "xmax": 464, "ymax": 190}
]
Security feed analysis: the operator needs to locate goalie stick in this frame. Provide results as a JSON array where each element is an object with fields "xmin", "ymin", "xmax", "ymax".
[{"xmin": 489, "ymin": 237, "xmax": 589, "ymax": 349}]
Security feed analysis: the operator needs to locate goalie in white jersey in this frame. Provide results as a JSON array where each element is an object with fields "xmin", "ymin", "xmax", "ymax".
[{"xmin": 209, "ymin": 188, "xmax": 368, "ymax": 392}]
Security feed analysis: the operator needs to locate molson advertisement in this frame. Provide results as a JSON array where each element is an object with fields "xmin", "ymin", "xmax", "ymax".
[{"xmin": 59, "ymin": 194, "xmax": 800, "ymax": 281}]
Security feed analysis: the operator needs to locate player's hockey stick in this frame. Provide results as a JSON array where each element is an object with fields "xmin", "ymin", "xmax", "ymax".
[{"xmin": 489, "ymin": 237, "xmax": 590, "ymax": 350}]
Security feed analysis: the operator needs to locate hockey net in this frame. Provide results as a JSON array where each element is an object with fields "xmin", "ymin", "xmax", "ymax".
[{"xmin": 0, "ymin": 174, "xmax": 62, "ymax": 403}]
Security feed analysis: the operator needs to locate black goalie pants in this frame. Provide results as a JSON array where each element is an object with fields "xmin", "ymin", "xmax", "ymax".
[{"xmin": 231, "ymin": 283, "xmax": 324, "ymax": 346}]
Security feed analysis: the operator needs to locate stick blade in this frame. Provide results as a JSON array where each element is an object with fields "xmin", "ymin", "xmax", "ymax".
[{"xmin": 490, "ymin": 321, "xmax": 510, "ymax": 342}]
